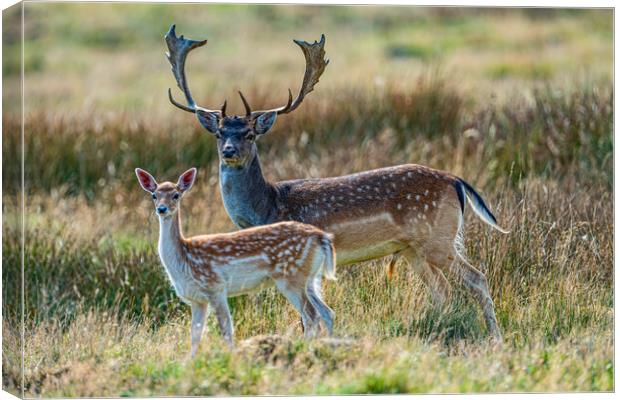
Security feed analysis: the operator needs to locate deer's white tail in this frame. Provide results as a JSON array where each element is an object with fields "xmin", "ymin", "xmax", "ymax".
[
  {"xmin": 319, "ymin": 234, "xmax": 337, "ymax": 280},
  {"xmin": 455, "ymin": 179, "xmax": 509, "ymax": 234}
]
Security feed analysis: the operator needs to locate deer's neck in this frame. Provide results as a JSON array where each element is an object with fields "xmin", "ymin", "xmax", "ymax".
[
  {"xmin": 157, "ymin": 210, "xmax": 188, "ymax": 280},
  {"xmin": 219, "ymin": 150, "xmax": 278, "ymax": 228}
]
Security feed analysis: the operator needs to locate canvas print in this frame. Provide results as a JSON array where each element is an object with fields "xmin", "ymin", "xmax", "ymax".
[{"xmin": 2, "ymin": 2, "xmax": 613, "ymax": 397}]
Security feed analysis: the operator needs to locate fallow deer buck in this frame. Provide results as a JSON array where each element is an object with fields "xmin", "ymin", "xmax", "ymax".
[
  {"xmin": 164, "ymin": 25, "xmax": 509, "ymax": 341},
  {"xmin": 135, "ymin": 167, "xmax": 336, "ymax": 357}
]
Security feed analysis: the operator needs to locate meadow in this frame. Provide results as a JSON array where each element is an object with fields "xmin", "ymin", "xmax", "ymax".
[{"xmin": 2, "ymin": 4, "xmax": 614, "ymax": 396}]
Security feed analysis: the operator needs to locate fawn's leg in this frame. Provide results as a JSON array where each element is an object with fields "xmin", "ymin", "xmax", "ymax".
[
  {"xmin": 301, "ymin": 293, "xmax": 321, "ymax": 338},
  {"xmin": 208, "ymin": 293, "xmax": 234, "ymax": 347},
  {"xmin": 189, "ymin": 302, "xmax": 209, "ymax": 358},
  {"xmin": 276, "ymin": 280, "xmax": 320, "ymax": 337},
  {"xmin": 306, "ymin": 278, "xmax": 334, "ymax": 335}
]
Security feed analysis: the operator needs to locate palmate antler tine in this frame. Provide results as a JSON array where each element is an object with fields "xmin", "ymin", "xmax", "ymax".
[
  {"xmin": 288, "ymin": 34, "xmax": 329, "ymax": 113},
  {"xmin": 251, "ymin": 34, "xmax": 328, "ymax": 117},
  {"xmin": 165, "ymin": 24, "xmax": 217, "ymax": 113}
]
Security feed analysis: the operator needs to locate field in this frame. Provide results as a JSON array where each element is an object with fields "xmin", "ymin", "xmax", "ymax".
[{"xmin": 2, "ymin": 4, "xmax": 614, "ymax": 396}]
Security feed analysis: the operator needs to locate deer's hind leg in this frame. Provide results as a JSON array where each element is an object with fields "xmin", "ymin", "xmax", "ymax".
[
  {"xmin": 450, "ymin": 252, "xmax": 502, "ymax": 342},
  {"xmin": 306, "ymin": 277, "xmax": 334, "ymax": 335},
  {"xmin": 275, "ymin": 280, "xmax": 321, "ymax": 338},
  {"xmin": 304, "ymin": 247, "xmax": 335, "ymax": 335},
  {"xmin": 400, "ymin": 248, "xmax": 451, "ymax": 307},
  {"xmin": 423, "ymin": 219, "xmax": 502, "ymax": 342},
  {"xmin": 207, "ymin": 292, "xmax": 235, "ymax": 347}
]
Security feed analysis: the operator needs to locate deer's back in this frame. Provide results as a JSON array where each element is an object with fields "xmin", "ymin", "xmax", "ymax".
[
  {"xmin": 275, "ymin": 164, "xmax": 458, "ymax": 226},
  {"xmin": 182, "ymin": 221, "xmax": 330, "ymax": 293},
  {"xmin": 274, "ymin": 164, "xmax": 461, "ymax": 265}
]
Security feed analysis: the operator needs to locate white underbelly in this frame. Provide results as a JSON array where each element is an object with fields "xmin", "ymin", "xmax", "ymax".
[
  {"xmin": 325, "ymin": 212, "xmax": 407, "ymax": 265},
  {"xmin": 218, "ymin": 258, "xmax": 273, "ymax": 297},
  {"xmin": 335, "ymin": 240, "xmax": 407, "ymax": 266}
]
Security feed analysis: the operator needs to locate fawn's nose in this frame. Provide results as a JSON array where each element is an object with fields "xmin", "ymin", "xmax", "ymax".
[
  {"xmin": 222, "ymin": 146, "xmax": 237, "ymax": 159},
  {"xmin": 157, "ymin": 205, "xmax": 168, "ymax": 215}
]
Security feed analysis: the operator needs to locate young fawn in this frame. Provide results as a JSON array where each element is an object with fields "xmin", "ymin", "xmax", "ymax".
[{"xmin": 135, "ymin": 167, "xmax": 337, "ymax": 357}]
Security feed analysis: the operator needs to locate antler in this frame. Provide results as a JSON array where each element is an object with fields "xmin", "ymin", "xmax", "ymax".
[
  {"xmin": 246, "ymin": 34, "xmax": 329, "ymax": 118},
  {"xmin": 165, "ymin": 25, "xmax": 222, "ymax": 114}
]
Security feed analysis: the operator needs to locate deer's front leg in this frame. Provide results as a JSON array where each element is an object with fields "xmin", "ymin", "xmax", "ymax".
[
  {"xmin": 189, "ymin": 302, "xmax": 209, "ymax": 358},
  {"xmin": 208, "ymin": 293, "xmax": 234, "ymax": 347}
]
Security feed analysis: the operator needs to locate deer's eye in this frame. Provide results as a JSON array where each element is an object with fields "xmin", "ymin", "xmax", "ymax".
[
  {"xmin": 245, "ymin": 132, "xmax": 256, "ymax": 140},
  {"xmin": 172, "ymin": 193, "xmax": 180, "ymax": 200},
  {"xmin": 151, "ymin": 193, "xmax": 157, "ymax": 200}
]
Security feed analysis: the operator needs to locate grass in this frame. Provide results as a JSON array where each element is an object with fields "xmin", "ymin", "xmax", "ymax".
[
  {"xmin": 2, "ymin": 3, "xmax": 614, "ymax": 397},
  {"xmin": 4, "ymin": 319, "xmax": 612, "ymax": 396},
  {"xmin": 2, "ymin": 82, "xmax": 612, "ymax": 196}
]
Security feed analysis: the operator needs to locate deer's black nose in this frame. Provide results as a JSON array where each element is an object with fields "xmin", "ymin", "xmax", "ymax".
[
  {"xmin": 222, "ymin": 147, "xmax": 237, "ymax": 158},
  {"xmin": 157, "ymin": 205, "xmax": 168, "ymax": 215}
]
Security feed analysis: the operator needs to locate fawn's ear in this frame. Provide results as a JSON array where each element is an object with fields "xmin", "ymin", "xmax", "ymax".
[
  {"xmin": 177, "ymin": 168, "xmax": 197, "ymax": 192},
  {"xmin": 196, "ymin": 110, "xmax": 220, "ymax": 134},
  {"xmin": 135, "ymin": 168, "xmax": 158, "ymax": 193},
  {"xmin": 254, "ymin": 111, "xmax": 277, "ymax": 135}
]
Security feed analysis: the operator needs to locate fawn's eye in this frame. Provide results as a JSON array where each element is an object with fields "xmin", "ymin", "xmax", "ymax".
[
  {"xmin": 172, "ymin": 193, "xmax": 180, "ymax": 200},
  {"xmin": 245, "ymin": 132, "xmax": 256, "ymax": 140},
  {"xmin": 151, "ymin": 193, "xmax": 157, "ymax": 200}
]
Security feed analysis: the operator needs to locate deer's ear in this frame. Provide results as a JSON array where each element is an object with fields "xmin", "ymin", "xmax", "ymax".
[
  {"xmin": 254, "ymin": 111, "xmax": 277, "ymax": 135},
  {"xmin": 177, "ymin": 168, "xmax": 197, "ymax": 192},
  {"xmin": 135, "ymin": 168, "xmax": 158, "ymax": 193},
  {"xmin": 196, "ymin": 110, "xmax": 220, "ymax": 134}
]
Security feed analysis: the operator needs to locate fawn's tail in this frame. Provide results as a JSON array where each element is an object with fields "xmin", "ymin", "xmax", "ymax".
[
  {"xmin": 318, "ymin": 233, "xmax": 337, "ymax": 280},
  {"xmin": 455, "ymin": 178, "xmax": 510, "ymax": 234}
]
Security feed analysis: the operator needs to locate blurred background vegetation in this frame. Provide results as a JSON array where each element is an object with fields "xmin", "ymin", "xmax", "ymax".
[
  {"xmin": 2, "ymin": 5, "xmax": 613, "ymax": 196},
  {"xmin": 2, "ymin": 3, "xmax": 613, "ymax": 396},
  {"xmin": 2, "ymin": 4, "xmax": 612, "ymax": 113}
]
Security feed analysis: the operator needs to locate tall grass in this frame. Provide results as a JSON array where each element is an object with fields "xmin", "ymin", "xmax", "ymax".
[
  {"xmin": 2, "ymin": 80, "xmax": 612, "ymax": 196},
  {"xmin": 3, "ymin": 170, "xmax": 614, "ymax": 395},
  {"xmin": 2, "ymin": 76, "xmax": 613, "ymax": 395}
]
